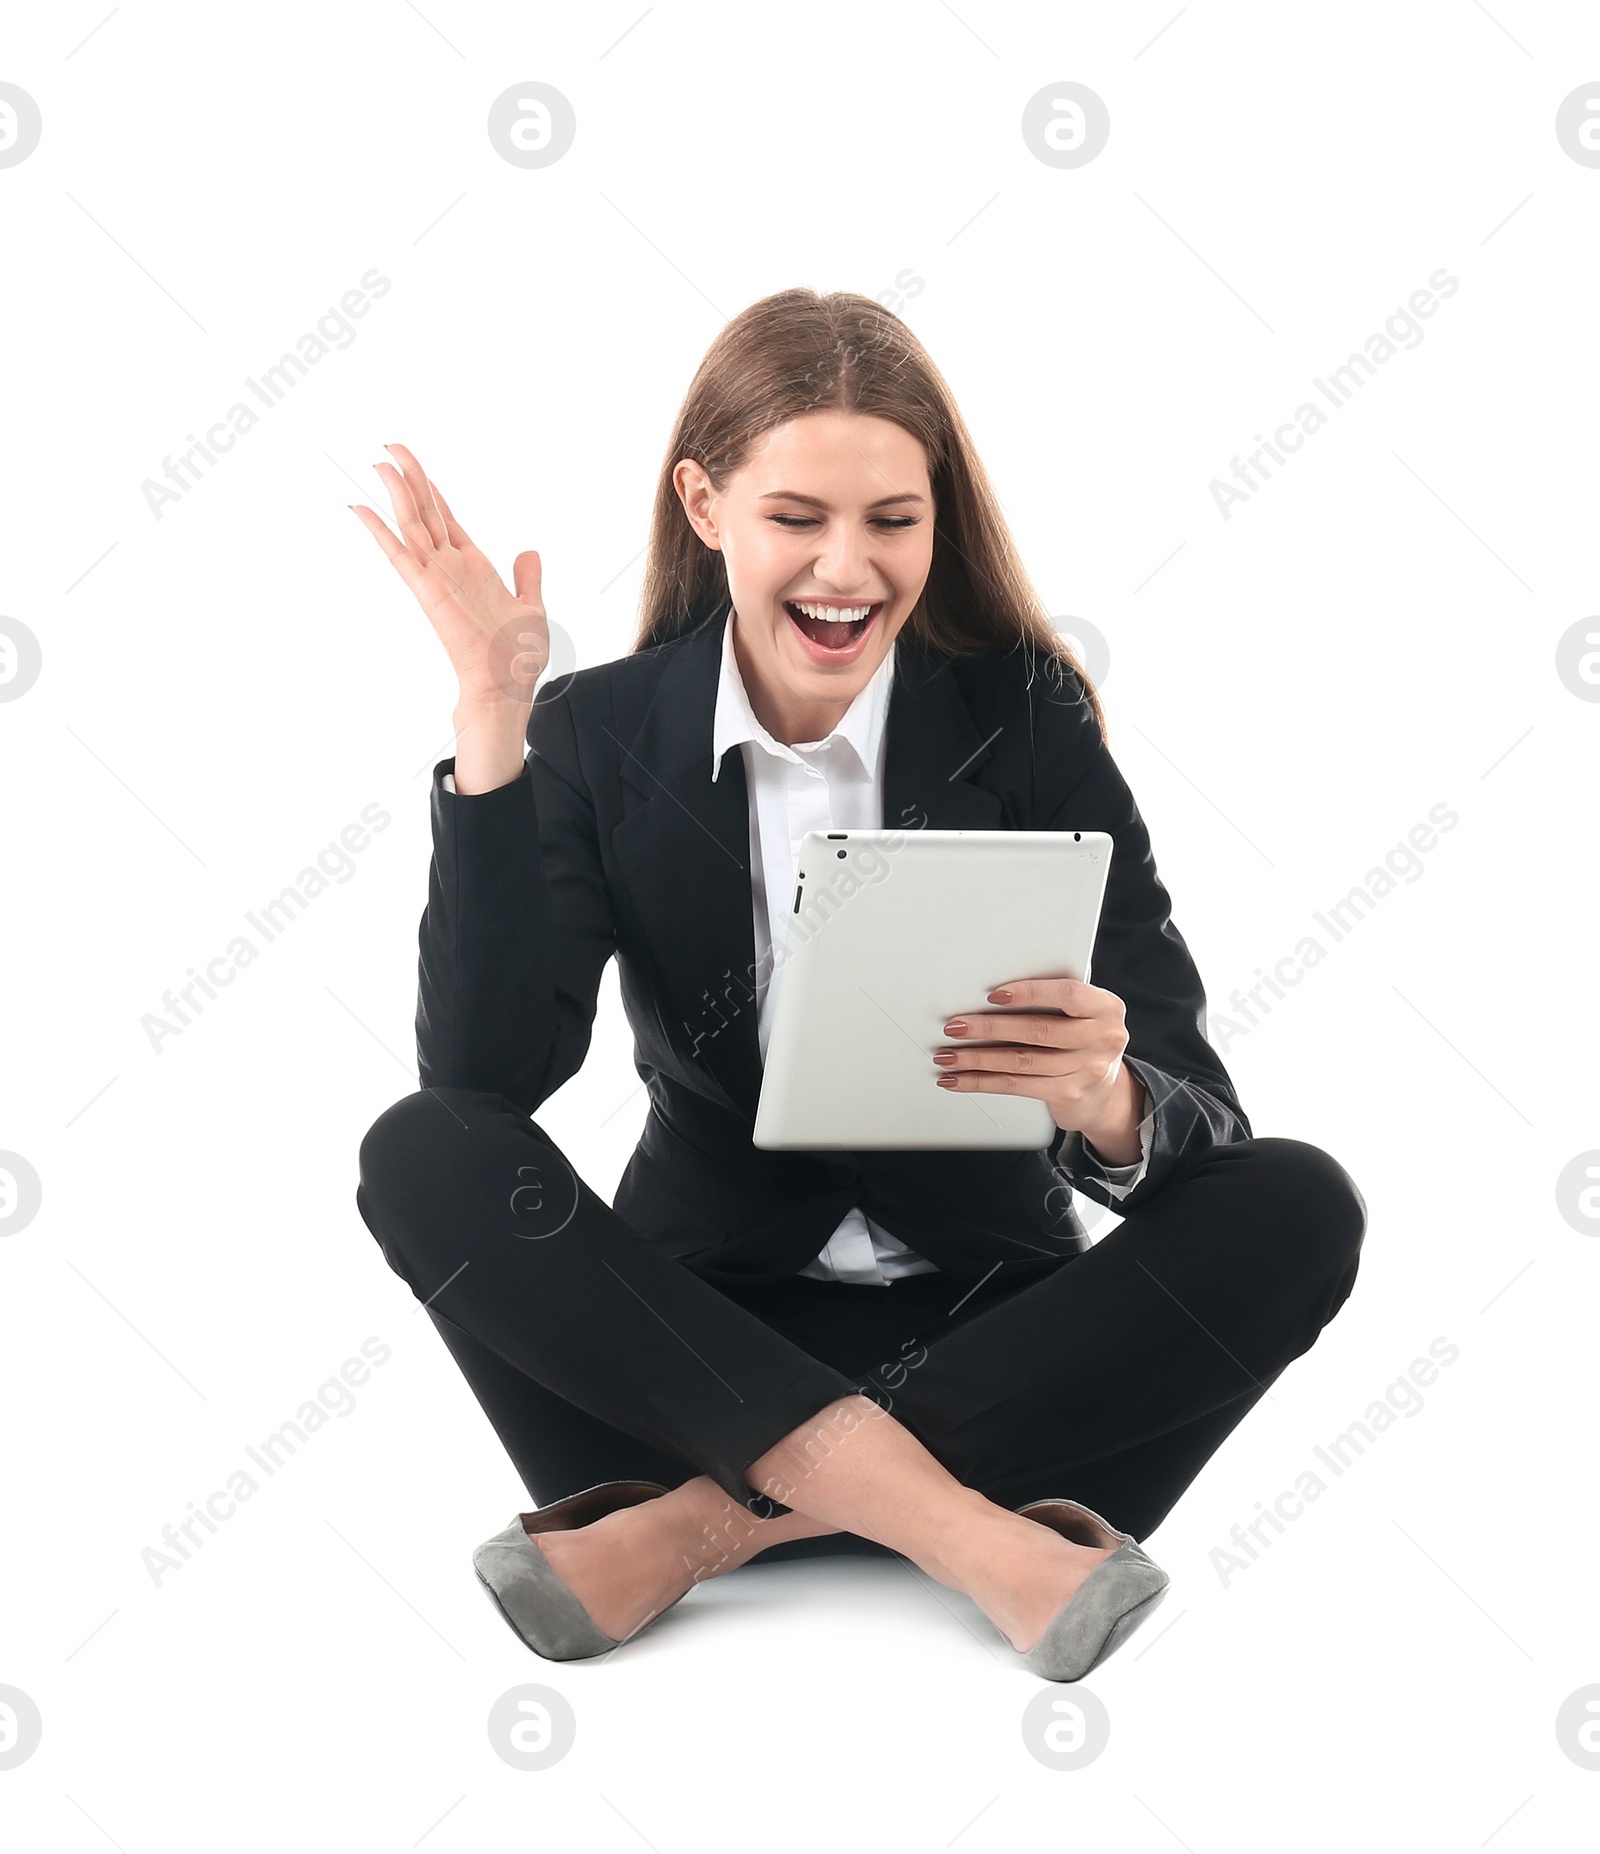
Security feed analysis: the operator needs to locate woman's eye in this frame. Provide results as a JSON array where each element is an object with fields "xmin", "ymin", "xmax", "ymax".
[{"xmin": 768, "ymin": 515, "xmax": 918, "ymax": 530}]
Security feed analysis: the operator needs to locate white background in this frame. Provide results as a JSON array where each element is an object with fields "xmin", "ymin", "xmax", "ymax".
[{"xmin": 2, "ymin": 1, "xmax": 1597, "ymax": 1846}]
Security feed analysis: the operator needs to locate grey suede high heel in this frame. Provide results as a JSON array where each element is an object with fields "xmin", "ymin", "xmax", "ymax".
[
  {"xmin": 472, "ymin": 1479, "xmax": 675, "ymax": 1661},
  {"xmin": 1011, "ymin": 1497, "xmax": 1171, "ymax": 1681}
]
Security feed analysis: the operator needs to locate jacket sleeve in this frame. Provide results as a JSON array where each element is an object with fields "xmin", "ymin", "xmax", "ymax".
[
  {"xmin": 415, "ymin": 687, "xmax": 616, "ymax": 1116},
  {"xmin": 1031, "ymin": 664, "xmax": 1251, "ymax": 1211}
]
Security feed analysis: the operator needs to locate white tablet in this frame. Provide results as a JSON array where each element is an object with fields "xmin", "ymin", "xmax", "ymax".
[{"xmin": 752, "ymin": 828, "xmax": 1113, "ymax": 1151}]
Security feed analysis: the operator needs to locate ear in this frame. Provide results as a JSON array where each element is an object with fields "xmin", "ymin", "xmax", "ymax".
[{"xmin": 672, "ymin": 458, "xmax": 723, "ymax": 551}]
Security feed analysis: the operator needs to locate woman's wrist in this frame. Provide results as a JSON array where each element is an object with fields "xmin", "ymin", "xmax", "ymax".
[
  {"xmin": 1075, "ymin": 1066, "xmax": 1146, "ymax": 1168},
  {"xmin": 450, "ymin": 695, "xmax": 532, "ymax": 795}
]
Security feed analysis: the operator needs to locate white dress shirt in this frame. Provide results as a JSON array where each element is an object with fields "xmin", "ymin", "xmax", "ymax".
[{"xmin": 709, "ymin": 609, "xmax": 1152, "ymax": 1285}]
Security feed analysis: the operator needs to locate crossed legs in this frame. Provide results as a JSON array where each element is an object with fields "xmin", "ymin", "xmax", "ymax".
[{"xmin": 356, "ymin": 1088, "xmax": 1366, "ymax": 1648}]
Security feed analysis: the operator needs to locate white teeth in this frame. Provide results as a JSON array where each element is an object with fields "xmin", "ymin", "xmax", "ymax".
[{"xmin": 791, "ymin": 601, "xmax": 876, "ymax": 623}]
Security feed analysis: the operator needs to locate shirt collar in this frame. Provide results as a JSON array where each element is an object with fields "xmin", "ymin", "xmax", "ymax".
[{"xmin": 711, "ymin": 606, "xmax": 896, "ymax": 782}]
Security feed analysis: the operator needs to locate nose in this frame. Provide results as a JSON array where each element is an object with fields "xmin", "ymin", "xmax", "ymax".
[{"xmin": 808, "ymin": 531, "xmax": 879, "ymax": 599}]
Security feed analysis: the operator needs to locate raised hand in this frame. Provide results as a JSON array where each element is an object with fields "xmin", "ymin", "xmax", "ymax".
[{"xmin": 351, "ymin": 442, "xmax": 547, "ymax": 791}]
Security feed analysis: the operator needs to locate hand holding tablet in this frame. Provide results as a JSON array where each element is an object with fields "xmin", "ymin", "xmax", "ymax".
[{"xmin": 931, "ymin": 973, "xmax": 1143, "ymax": 1167}]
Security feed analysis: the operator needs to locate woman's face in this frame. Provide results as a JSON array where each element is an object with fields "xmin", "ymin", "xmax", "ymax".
[{"xmin": 674, "ymin": 409, "xmax": 935, "ymax": 746}]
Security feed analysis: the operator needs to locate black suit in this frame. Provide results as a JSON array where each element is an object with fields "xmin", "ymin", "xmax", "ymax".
[
  {"xmin": 416, "ymin": 607, "xmax": 1251, "ymax": 1291},
  {"xmin": 358, "ymin": 609, "xmax": 1366, "ymax": 1534}
]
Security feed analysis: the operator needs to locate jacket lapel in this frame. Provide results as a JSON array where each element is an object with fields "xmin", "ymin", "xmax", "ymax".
[
  {"xmin": 610, "ymin": 607, "xmax": 1006, "ymax": 1121},
  {"xmin": 879, "ymin": 629, "xmax": 1008, "ymax": 837}
]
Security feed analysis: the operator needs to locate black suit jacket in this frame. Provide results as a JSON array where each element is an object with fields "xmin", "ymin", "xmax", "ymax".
[{"xmin": 416, "ymin": 608, "xmax": 1251, "ymax": 1294}]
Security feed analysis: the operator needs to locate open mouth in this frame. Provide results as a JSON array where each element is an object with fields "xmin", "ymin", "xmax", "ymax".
[{"xmin": 783, "ymin": 599, "xmax": 884, "ymax": 656}]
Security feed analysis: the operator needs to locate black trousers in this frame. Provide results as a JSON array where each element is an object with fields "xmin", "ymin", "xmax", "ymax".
[{"xmin": 355, "ymin": 1088, "xmax": 1366, "ymax": 1559}]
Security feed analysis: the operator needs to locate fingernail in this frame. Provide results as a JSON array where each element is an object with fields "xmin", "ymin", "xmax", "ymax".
[
  {"xmin": 936, "ymin": 1076, "xmax": 958, "ymax": 1088},
  {"xmin": 987, "ymin": 988, "xmax": 1012, "ymax": 1004},
  {"xmin": 933, "ymin": 1050, "xmax": 956, "ymax": 1064},
  {"xmin": 944, "ymin": 1020, "xmax": 967, "ymax": 1034}
]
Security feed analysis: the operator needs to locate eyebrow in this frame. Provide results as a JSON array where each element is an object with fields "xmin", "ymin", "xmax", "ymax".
[{"xmin": 757, "ymin": 490, "xmax": 927, "ymax": 509}]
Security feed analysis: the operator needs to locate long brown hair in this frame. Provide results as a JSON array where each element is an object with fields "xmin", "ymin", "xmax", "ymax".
[{"xmin": 629, "ymin": 287, "xmax": 1108, "ymax": 743}]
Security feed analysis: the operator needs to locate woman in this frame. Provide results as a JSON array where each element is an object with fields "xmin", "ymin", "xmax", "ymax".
[{"xmin": 351, "ymin": 289, "xmax": 1366, "ymax": 1681}]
